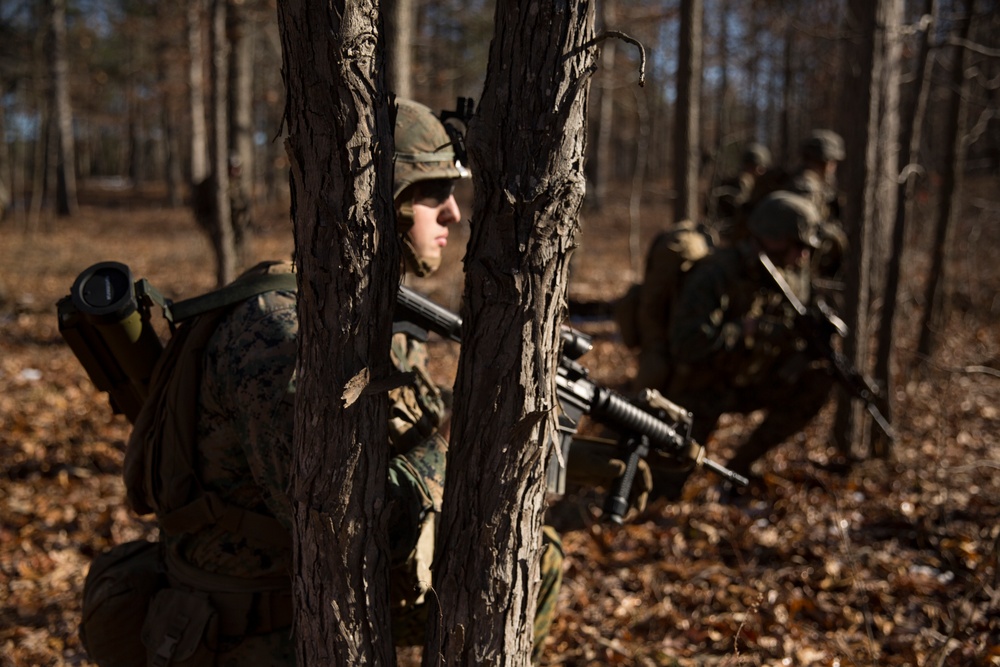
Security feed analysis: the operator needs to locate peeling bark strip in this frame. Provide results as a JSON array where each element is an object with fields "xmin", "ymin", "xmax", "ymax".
[
  {"xmin": 277, "ymin": 1, "xmax": 399, "ymax": 664},
  {"xmin": 426, "ymin": 1, "xmax": 598, "ymax": 665}
]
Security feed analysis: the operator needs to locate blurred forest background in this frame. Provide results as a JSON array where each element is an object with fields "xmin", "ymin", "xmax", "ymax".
[
  {"xmin": 2, "ymin": 0, "xmax": 1000, "ymax": 665},
  {"xmin": 2, "ymin": 0, "xmax": 996, "ymax": 236}
]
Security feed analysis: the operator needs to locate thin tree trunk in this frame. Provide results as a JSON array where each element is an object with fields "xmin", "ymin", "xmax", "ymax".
[
  {"xmin": 674, "ymin": 0, "xmax": 702, "ymax": 222},
  {"xmin": 50, "ymin": 0, "xmax": 77, "ymax": 217},
  {"xmin": 384, "ymin": 0, "xmax": 413, "ymax": 99},
  {"xmin": 780, "ymin": 14, "xmax": 794, "ymax": 164},
  {"xmin": 745, "ymin": 11, "xmax": 761, "ymax": 138},
  {"xmin": 424, "ymin": 1, "xmax": 596, "ymax": 664},
  {"xmin": 208, "ymin": 0, "xmax": 235, "ymax": 286},
  {"xmin": 713, "ymin": 0, "xmax": 730, "ymax": 179},
  {"xmin": 874, "ymin": 0, "xmax": 936, "ymax": 455},
  {"xmin": 276, "ymin": 0, "xmax": 397, "ymax": 663},
  {"xmin": 833, "ymin": 0, "xmax": 901, "ymax": 457},
  {"xmin": 228, "ymin": 0, "xmax": 255, "ymax": 262},
  {"xmin": 157, "ymin": 6, "xmax": 185, "ymax": 209},
  {"xmin": 630, "ymin": 86, "xmax": 650, "ymax": 278},
  {"xmin": 591, "ymin": 0, "xmax": 616, "ymax": 212},
  {"xmin": 188, "ymin": 0, "xmax": 209, "ymax": 185},
  {"xmin": 163, "ymin": 106, "xmax": 184, "ymax": 207},
  {"xmin": 0, "ymin": 89, "xmax": 12, "ymax": 221},
  {"xmin": 916, "ymin": 0, "xmax": 973, "ymax": 362}
]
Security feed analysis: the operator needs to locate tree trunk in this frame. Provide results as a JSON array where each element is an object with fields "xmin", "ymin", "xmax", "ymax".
[
  {"xmin": 833, "ymin": 0, "xmax": 902, "ymax": 457},
  {"xmin": 162, "ymin": 106, "xmax": 184, "ymax": 208},
  {"xmin": 208, "ymin": 0, "xmax": 236, "ymax": 286},
  {"xmin": 188, "ymin": 0, "xmax": 209, "ymax": 185},
  {"xmin": 0, "ymin": 97, "xmax": 11, "ymax": 221},
  {"xmin": 157, "ymin": 3, "xmax": 185, "ymax": 208},
  {"xmin": 591, "ymin": 0, "xmax": 616, "ymax": 212},
  {"xmin": 423, "ymin": 1, "xmax": 595, "ymax": 664},
  {"xmin": 873, "ymin": 0, "xmax": 937, "ymax": 454},
  {"xmin": 712, "ymin": 0, "xmax": 729, "ymax": 178},
  {"xmin": 674, "ymin": 0, "xmax": 702, "ymax": 222},
  {"xmin": 227, "ymin": 0, "xmax": 255, "ymax": 263},
  {"xmin": 384, "ymin": 0, "xmax": 413, "ymax": 99},
  {"xmin": 276, "ymin": 0, "xmax": 398, "ymax": 664},
  {"xmin": 780, "ymin": 14, "xmax": 794, "ymax": 164},
  {"xmin": 49, "ymin": 0, "xmax": 77, "ymax": 217},
  {"xmin": 916, "ymin": 0, "xmax": 973, "ymax": 362}
]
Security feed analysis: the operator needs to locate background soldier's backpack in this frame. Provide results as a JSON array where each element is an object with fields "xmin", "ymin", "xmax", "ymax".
[{"xmin": 612, "ymin": 221, "xmax": 715, "ymax": 391}]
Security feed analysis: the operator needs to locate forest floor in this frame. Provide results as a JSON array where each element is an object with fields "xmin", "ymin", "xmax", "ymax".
[{"xmin": 1, "ymin": 178, "xmax": 998, "ymax": 666}]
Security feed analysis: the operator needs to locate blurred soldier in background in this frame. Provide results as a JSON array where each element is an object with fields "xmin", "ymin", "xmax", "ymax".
[
  {"xmin": 716, "ymin": 142, "xmax": 772, "ymax": 222},
  {"xmin": 662, "ymin": 192, "xmax": 836, "ymax": 494},
  {"xmin": 788, "ymin": 129, "xmax": 844, "ymax": 220},
  {"xmin": 617, "ymin": 219, "xmax": 716, "ymax": 392},
  {"xmin": 786, "ymin": 130, "xmax": 849, "ymax": 282}
]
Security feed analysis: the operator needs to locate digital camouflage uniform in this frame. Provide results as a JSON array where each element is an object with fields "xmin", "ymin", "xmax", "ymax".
[
  {"xmin": 147, "ymin": 273, "xmax": 562, "ymax": 665},
  {"xmin": 664, "ymin": 194, "xmax": 835, "ymax": 479}
]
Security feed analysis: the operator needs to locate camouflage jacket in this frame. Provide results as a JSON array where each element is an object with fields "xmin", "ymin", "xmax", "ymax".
[
  {"xmin": 164, "ymin": 284, "xmax": 448, "ymax": 587},
  {"xmin": 668, "ymin": 241, "xmax": 813, "ymax": 389}
]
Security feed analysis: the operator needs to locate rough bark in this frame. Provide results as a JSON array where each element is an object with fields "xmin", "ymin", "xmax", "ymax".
[
  {"xmin": 276, "ymin": 0, "xmax": 398, "ymax": 664},
  {"xmin": 674, "ymin": 0, "xmax": 702, "ymax": 222},
  {"xmin": 423, "ymin": 1, "xmax": 596, "ymax": 665}
]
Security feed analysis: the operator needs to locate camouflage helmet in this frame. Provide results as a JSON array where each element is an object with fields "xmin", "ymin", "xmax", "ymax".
[
  {"xmin": 393, "ymin": 99, "xmax": 469, "ymax": 200},
  {"xmin": 742, "ymin": 143, "xmax": 772, "ymax": 169},
  {"xmin": 747, "ymin": 191, "xmax": 821, "ymax": 248},
  {"xmin": 801, "ymin": 129, "xmax": 845, "ymax": 162}
]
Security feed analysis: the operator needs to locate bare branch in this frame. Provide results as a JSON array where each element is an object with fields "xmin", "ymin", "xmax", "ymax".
[
  {"xmin": 948, "ymin": 36, "xmax": 1000, "ymax": 58},
  {"xmin": 594, "ymin": 30, "xmax": 646, "ymax": 87}
]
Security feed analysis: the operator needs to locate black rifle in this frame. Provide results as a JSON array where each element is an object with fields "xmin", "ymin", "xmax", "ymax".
[
  {"xmin": 394, "ymin": 286, "xmax": 749, "ymax": 523},
  {"xmin": 757, "ymin": 251, "xmax": 896, "ymax": 440}
]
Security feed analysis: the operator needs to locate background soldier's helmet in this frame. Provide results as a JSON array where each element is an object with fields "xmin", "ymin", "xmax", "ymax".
[
  {"xmin": 742, "ymin": 143, "xmax": 772, "ymax": 169},
  {"xmin": 393, "ymin": 99, "xmax": 469, "ymax": 200},
  {"xmin": 801, "ymin": 130, "xmax": 845, "ymax": 163},
  {"xmin": 748, "ymin": 191, "xmax": 821, "ymax": 248}
]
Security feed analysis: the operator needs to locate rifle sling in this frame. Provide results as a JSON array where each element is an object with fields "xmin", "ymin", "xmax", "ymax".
[{"xmin": 168, "ymin": 272, "xmax": 299, "ymax": 323}]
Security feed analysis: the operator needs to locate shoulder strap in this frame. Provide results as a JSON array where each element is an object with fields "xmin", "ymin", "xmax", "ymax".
[{"xmin": 169, "ymin": 272, "xmax": 298, "ymax": 323}]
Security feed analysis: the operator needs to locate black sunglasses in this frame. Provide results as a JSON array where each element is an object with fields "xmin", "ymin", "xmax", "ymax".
[{"xmin": 413, "ymin": 179, "xmax": 456, "ymax": 205}]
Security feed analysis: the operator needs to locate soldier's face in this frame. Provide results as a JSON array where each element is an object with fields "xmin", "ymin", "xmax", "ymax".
[
  {"xmin": 407, "ymin": 179, "xmax": 461, "ymax": 265},
  {"xmin": 824, "ymin": 160, "xmax": 838, "ymax": 182}
]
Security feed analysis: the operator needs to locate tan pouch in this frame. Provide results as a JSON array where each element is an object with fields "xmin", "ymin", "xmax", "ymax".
[
  {"xmin": 142, "ymin": 588, "xmax": 219, "ymax": 667},
  {"xmin": 80, "ymin": 539, "xmax": 165, "ymax": 667}
]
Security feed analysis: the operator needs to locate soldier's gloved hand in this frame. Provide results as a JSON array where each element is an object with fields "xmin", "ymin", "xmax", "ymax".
[{"xmin": 565, "ymin": 436, "xmax": 653, "ymax": 515}]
